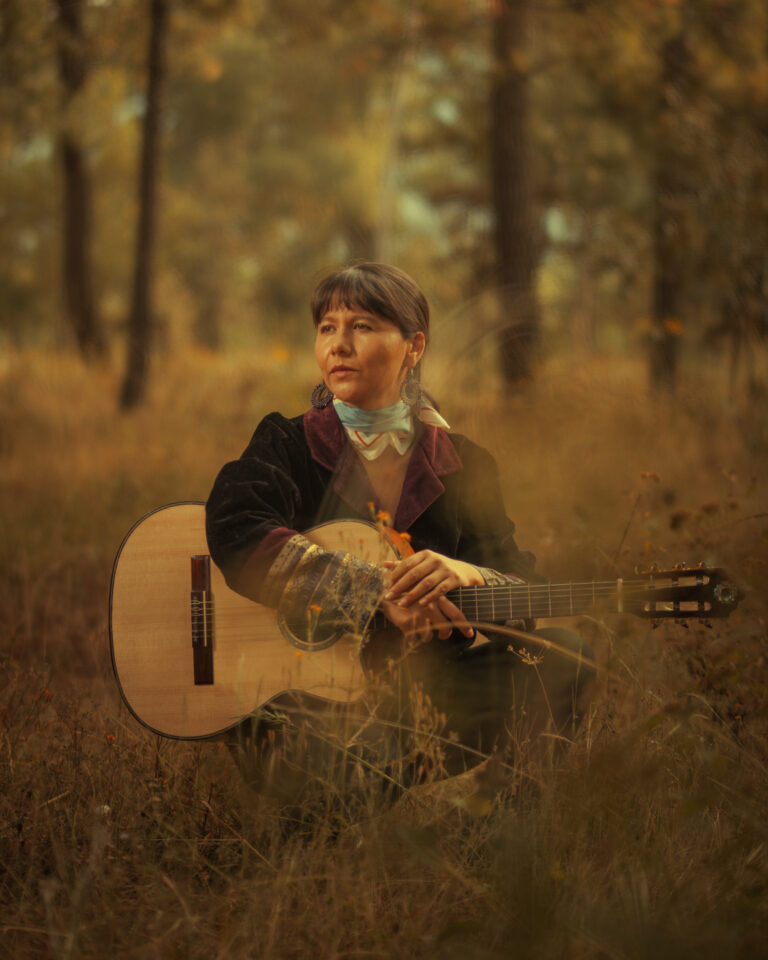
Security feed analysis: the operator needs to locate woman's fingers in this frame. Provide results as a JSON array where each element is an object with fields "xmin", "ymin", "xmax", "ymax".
[
  {"xmin": 380, "ymin": 597, "xmax": 474, "ymax": 641},
  {"xmin": 384, "ymin": 552, "xmax": 452, "ymax": 604},
  {"xmin": 434, "ymin": 595, "xmax": 474, "ymax": 638}
]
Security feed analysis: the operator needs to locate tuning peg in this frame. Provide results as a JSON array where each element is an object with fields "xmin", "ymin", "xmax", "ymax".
[
  {"xmin": 673, "ymin": 561, "xmax": 688, "ymax": 570},
  {"xmin": 696, "ymin": 561, "xmax": 706, "ymax": 569}
]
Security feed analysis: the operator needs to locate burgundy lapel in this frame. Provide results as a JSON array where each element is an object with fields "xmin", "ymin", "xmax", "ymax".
[
  {"xmin": 302, "ymin": 404, "xmax": 463, "ymax": 530},
  {"xmin": 394, "ymin": 424, "xmax": 462, "ymax": 531}
]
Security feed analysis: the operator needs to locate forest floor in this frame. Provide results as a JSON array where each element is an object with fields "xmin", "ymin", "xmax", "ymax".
[{"xmin": 1, "ymin": 346, "xmax": 767, "ymax": 959}]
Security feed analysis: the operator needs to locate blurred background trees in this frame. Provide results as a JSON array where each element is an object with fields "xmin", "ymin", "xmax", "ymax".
[{"xmin": 1, "ymin": 0, "xmax": 766, "ymax": 401}]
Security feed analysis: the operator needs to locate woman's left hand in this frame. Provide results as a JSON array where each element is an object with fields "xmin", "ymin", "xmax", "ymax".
[{"xmin": 382, "ymin": 550, "xmax": 484, "ymax": 635}]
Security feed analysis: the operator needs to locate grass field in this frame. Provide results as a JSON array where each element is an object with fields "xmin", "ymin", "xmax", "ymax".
[{"xmin": 1, "ymin": 346, "xmax": 767, "ymax": 959}]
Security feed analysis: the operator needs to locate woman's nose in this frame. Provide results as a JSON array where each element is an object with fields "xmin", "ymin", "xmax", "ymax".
[{"xmin": 330, "ymin": 331, "xmax": 352, "ymax": 354}]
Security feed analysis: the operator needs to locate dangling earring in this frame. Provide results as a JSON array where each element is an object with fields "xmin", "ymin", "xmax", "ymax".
[
  {"xmin": 311, "ymin": 382, "xmax": 334, "ymax": 408},
  {"xmin": 400, "ymin": 369, "xmax": 423, "ymax": 406}
]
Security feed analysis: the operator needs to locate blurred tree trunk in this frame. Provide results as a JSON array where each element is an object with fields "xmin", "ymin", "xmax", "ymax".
[
  {"xmin": 649, "ymin": 22, "xmax": 689, "ymax": 392},
  {"xmin": 54, "ymin": 0, "xmax": 104, "ymax": 358},
  {"xmin": 120, "ymin": 0, "xmax": 169, "ymax": 410},
  {"xmin": 490, "ymin": 0, "xmax": 538, "ymax": 386}
]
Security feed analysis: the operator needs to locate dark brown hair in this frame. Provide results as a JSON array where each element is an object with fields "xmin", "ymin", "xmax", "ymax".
[{"xmin": 311, "ymin": 262, "xmax": 430, "ymax": 359}]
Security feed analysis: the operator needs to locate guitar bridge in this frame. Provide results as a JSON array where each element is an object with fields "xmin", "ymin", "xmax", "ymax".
[{"xmin": 191, "ymin": 555, "xmax": 214, "ymax": 684}]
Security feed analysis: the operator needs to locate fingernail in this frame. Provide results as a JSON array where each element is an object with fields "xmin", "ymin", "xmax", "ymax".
[{"xmin": 384, "ymin": 591, "xmax": 392, "ymax": 599}]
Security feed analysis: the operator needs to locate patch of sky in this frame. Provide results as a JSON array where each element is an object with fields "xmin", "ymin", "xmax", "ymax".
[
  {"xmin": 543, "ymin": 207, "xmax": 581, "ymax": 245},
  {"xmin": 18, "ymin": 229, "xmax": 40, "ymax": 254},
  {"xmin": 116, "ymin": 94, "xmax": 146, "ymax": 125},
  {"xmin": 10, "ymin": 136, "xmax": 53, "ymax": 167},
  {"xmin": 398, "ymin": 190, "xmax": 440, "ymax": 232},
  {"xmin": 432, "ymin": 98, "xmax": 459, "ymax": 125}
]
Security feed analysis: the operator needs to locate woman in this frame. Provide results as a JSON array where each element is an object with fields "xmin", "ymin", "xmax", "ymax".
[{"xmin": 206, "ymin": 262, "xmax": 594, "ymax": 804}]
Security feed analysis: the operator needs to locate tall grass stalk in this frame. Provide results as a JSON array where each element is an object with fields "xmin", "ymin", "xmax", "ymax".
[{"xmin": 1, "ymin": 347, "xmax": 767, "ymax": 958}]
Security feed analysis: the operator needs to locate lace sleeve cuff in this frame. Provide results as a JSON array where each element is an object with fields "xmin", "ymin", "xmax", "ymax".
[{"xmin": 262, "ymin": 533, "xmax": 385, "ymax": 640}]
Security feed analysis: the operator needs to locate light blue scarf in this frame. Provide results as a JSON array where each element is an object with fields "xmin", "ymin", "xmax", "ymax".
[
  {"xmin": 333, "ymin": 399, "xmax": 413, "ymax": 433},
  {"xmin": 333, "ymin": 397, "xmax": 450, "ymax": 460}
]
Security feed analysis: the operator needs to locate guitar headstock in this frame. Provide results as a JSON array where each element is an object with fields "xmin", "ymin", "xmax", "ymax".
[{"xmin": 629, "ymin": 563, "xmax": 742, "ymax": 621}]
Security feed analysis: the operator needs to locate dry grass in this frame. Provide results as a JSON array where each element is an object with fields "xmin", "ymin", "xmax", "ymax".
[{"xmin": 1, "ymin": 345, "xmax": 768, "ymax": 959}]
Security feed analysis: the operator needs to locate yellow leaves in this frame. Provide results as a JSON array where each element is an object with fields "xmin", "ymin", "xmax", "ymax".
[
  {"xmin": 271, "ymin": 345, "xmax": 290, "ymax": 365},
  {"xmin": 636, "ymin": 317, "xmax": 683, "ymax": 336},
  {"xmin": 199, "ymin": 55, "xmax": 223, "ymax": 83},
  {"xmin": 664, "ymin": 318, "xmax": 683, "ymax": 336}
]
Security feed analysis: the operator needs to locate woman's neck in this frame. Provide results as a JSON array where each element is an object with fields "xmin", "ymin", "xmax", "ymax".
[{"xmin": 356, "ymin": 444, "xmax": 413, "ymax": 520}]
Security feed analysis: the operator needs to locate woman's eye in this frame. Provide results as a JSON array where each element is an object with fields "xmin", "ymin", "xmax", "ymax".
[
  {"xmin": 354, "ymin": 322, "xmax": 372, "ymax": 330},
  {"xmin": 319, "ymin": 324, "xmax": 334, "ymax": 334}
]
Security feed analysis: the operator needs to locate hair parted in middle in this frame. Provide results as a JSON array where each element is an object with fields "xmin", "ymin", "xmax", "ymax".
[{"xmin": 311, "ymin": 262, "xmax": 430, "ymax": 378}]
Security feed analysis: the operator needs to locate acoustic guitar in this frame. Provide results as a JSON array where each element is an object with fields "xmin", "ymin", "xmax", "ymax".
[{"xmin": 109, "ymin": 502, "xmax": 741, "ymax": 740}]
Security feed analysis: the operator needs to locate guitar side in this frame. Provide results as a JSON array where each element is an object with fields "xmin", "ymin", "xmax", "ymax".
[{"xmin": 109, "ymin": 503, "xmax": 369, "ymax": 740}]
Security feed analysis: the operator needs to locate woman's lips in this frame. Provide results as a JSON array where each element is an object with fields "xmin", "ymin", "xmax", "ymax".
[{"xmin": 330, "ymin": 366, "xmax": 356, "ymax": 376}]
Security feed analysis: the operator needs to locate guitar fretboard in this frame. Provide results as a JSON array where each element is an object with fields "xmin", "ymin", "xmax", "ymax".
[{"xmin": 448, "ymin": 579, "xmax": 629, "ymax": 622}]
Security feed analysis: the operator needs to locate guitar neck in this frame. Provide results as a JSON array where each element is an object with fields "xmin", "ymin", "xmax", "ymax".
[{"xmin": 448, "ymin": 579, "xmax": 630, "ymax": 622}]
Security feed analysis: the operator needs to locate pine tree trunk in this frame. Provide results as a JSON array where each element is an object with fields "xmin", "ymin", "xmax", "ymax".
[
  {"xmin": 120, "ymin": 0, "xmax": 169, "ymax": 410},
  {"xmin": 55, "ymin": 0, "xmax": 104, "ymax": 358},
  {"xmin": 649, "ymin": 27, "xmax": 688, "ymax": 392},
  {"xmin": 490, "ymin": 0, "xmax": 538, "ymax": 386}
]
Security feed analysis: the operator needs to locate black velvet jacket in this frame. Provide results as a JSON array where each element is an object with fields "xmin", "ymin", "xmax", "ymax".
[{"xmin": 205, "ymin": 404, "xmax": 537, "ymax": 633}]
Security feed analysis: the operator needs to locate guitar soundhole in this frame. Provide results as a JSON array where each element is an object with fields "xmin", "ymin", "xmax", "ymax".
[{"xmin": 279, "ymin": 613, "xmax": 342, "ymax": 652}]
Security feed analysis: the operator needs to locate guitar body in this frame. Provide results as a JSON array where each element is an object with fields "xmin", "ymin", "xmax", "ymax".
[
  {"xmin": 110, "ymin": 503, "xmax": 740, "ymax": 741},
  {"xmin": 110, "ymin": 503, "xmax": 398, "ymax": 740}
]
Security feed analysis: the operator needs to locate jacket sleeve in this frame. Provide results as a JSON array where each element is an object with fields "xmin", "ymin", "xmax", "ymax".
[{"xmin": 205, "ymin": 413, "xmax": 384, "ymax": 640}]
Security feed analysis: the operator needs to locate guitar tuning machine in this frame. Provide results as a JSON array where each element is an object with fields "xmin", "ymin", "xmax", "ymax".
[{"xmin": 673, "ymin": 561, "xmax": 688, "ymax": 571}]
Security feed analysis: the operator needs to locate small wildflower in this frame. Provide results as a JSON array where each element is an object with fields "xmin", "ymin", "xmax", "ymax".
[
  {"xmin": 376, "ymin": 509, "xmax": 392, "ymax": 527},
  {"xmin": 550, "ymin": 859, "xmax": 566, "ymax": 881},
  {"xmin": 399, "ymin": 531, "xmax": 411, "ymax": 542},
  {"xmin": 105, "ymin": 732, "xmax": 116, "ymax": 742},
  {"xmin": 664, "ymin": 318, "xmax": 683, "ymax": 335},
  {"xmin": 309, "ymin": 604, "xmax": 322, "ymax": 613},
  {"xmin": 295, "ymin": 651, "xmax": 303, "ymax": 659},
  {"xmin": 42, "ymin": 688, "xmax": 53, "ymax": 700},
  {"xmin": 516, "ymin": 647, "xmax": 544, "ymax": 666}
]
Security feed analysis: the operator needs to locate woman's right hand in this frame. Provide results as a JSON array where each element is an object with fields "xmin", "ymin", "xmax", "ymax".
[{"xmin": 380, "ymin": 597, "xmax": 474, "ymax": 643}]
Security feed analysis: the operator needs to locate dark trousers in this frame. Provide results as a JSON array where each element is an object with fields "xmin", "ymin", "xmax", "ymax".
[{"xmin": 227, "ymin": 627, "xmax": 596, "ymax": 812}]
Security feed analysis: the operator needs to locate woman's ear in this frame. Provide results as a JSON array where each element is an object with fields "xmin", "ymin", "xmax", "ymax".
[{"xmin": 405, "ymin": 331, "xmax": 426, "ymax": 367}]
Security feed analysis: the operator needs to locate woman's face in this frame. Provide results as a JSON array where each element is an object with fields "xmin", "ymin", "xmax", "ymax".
[{"xmin": 314, "ymin": 304, "xmax": 425, "ymax": 410}]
